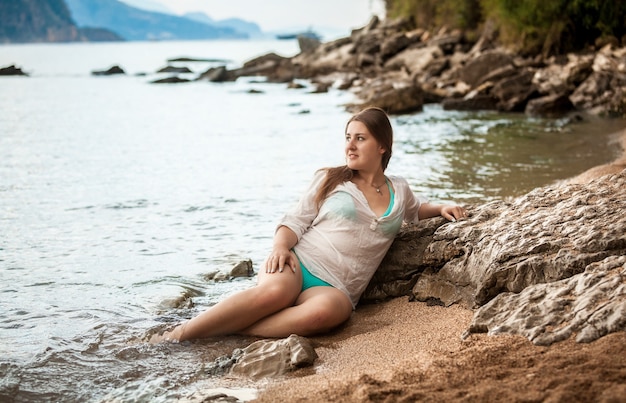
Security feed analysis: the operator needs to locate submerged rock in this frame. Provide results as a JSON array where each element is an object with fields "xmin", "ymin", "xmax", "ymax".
[
  {"xmin": 150, "ymin": 76, "xmax": 190, "ymax": 84},
  {"xmin": 92, "ymin": 65, "xmax": 125, "ymax": 76},
  {"xmin": 0, "ymin": 65, "xmax": 28, "ymax": 76},
  {"xmin": 156, "ymin": 65, "xmax": 192, "ymax": 74}
]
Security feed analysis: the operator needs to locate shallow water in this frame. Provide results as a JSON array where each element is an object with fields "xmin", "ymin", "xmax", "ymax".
[{"xmin": 1, "ymin": 40, "xmax": 625, "ymax": 402}]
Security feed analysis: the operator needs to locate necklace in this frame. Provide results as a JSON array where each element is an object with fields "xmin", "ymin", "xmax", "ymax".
[{"xmin": 370, "ymin": 178, "xmax": 386, "ymax": 196}]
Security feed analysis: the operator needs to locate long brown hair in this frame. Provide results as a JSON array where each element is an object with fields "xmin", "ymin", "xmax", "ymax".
[{"xmin": 314, "ymin": 107, "xmax": 393, "ymax": 208}]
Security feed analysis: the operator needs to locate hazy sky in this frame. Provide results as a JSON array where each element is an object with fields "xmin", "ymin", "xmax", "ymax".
[{"xmin": 150, "ymin": 0, "xmax": 386, "ymax": 34}]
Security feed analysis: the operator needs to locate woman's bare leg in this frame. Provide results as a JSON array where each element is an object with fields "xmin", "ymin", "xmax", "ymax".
[
  {"xmin": 152, "ymin": 268, "xmax": 303, "ymax": 342},
  {"xmin": 240, "ymin": 286, "xmax": 353, "ymax": 338}
]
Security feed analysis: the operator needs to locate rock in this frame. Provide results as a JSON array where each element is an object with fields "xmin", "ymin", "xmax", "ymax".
[
  {"xmin": 384, "ymin": 45, "xmax": 443, "ymax": 76},
  {"xmin": 524, "ymin": 92, "xmax": 574, "ymax": 116},
  {"xmin": 150, "ymin": 76, "xmax": 190, "ymax": 84},
  {"xmin": 287, "ymin": 81, "xmax": 306, "ymax": 89},
  {"xmin": 157, "ymin": 65, "xmax": 193, "ymax": 74},
  {"xmin": 532, "ymin": 54, "xmax": 594, "ymax": 94},
  {"xmin": 442, "ymin": 93, "xmax": 498, "ymax": 111},
  {"xmin": 464, "ymin": 255, "xmax": 626, "ymax": 346},
  {"xmin": 297, "ymin": 35, "xmax": 321, "ymax": 54},
  {"xmin": 364, "ymin": 220, "xmax": 443, "ymax": 301},
  {"xmin": 197, "ymin": 66, "xmax": 234, "ymax": 82},
  {"xmin": 0, "ymin": 65, "xmax": 28, "ymax": 76},
  {"xmin": 230, "ymin": 334, "xmax": 318, "ymax": 379},
  {"xmin": 92, "ymin": 65, "xmax": 125, "ymax": 76},
  {"xmin": 491, "ymin": 69, "xmax": 537, "ymax": 111},
  {"xmin": 569, "ymin": 71, "xmax": 619, "ymax": 114},
  {"xmin": 168, "ymin": 57, "xmax": 230, "ymax": 63},
  {"xmin": 475, "ymin": 64, "xmax": 518, "ymax": 88},
  {"xmin": 416, "ymin": 170, "xmax": 626, "ymax": 308},
  {"xmin": 185, "ymin": 16, "xmax": 626, "ymax": 118},
  {"xmin": 348, "ymin": 73, "xmax": 423, "ymax": 114},
  {"xmin": 456, "ymin": 50, "xmax": 514, "ymax": 87},
  {"xmin": 428, "ymin": 31, "xmax": 465, "ymax": 55},
  {"xmin": 379, "ymin": 32, "xmax": 413, "ymax": 61},
  {"xmin": 363, "ymin": 169, "xmax": 626, "ymax": 345},
  {"xmin": 230, "ymin": 259, "xmax": 254, "ymax": 278},
  {"xmin": 292, "ymin": 39, "xmax": 356, "ymax": 78},
  {"xmin": 237, "ymin": 53, "xmax": 295, "ymax": 83}
]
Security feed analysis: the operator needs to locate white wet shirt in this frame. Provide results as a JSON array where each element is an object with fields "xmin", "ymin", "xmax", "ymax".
[{"xmin": 278, "ymin": 170, "xmax": 426, "ymax": 308}]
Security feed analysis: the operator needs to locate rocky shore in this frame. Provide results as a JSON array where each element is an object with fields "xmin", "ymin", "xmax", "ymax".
[
  {"xmin": 184, "ymin": 106, "xmax": 626, "ymax": 403},
  {"xmin": 188, "ymin": 18, "xmax": 626, "ymax": 402},
  {"xmin": 10, "ymin": 15, "xmax": 620, "ymax": 401},
  {"xmin": 200, "ymin": 130, "xmax": 624, "ymax": 403},
  {"xmin": 199, "ymin": 15, "xmax": 626, "ymax": 120}
]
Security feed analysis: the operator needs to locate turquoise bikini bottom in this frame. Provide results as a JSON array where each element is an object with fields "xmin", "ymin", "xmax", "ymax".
[{"xmin": 295, "ymin": 256, "xmax": 333, "ymax": 291}]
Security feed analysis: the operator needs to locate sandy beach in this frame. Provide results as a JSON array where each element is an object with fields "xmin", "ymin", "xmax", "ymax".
[{"xmin": 253, "ymin": 129, "xmax": 626, "ymax": 402}]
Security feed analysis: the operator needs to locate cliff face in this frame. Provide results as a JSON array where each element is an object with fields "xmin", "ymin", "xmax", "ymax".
[
  {"xmin": 0, "ymin": 0, "xmax": 79, "ymax": 43},
  {"xmin": 64, "ymin": 0, "xmax": 246, "ymax": 41},
  {"xmin": 0, "ymin": 0, "xmax": 121, "ymax": 43}
]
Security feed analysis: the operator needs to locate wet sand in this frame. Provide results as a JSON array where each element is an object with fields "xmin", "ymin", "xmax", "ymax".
[{"xmin": 254, "ymin": 129, "xmax": 626, "ymax": 402}]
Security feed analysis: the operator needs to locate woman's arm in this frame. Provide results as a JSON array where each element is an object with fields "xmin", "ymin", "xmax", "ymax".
[
  {"xmin": 264, "ymin": 225, "xmax": 299, "ymax": 273},
  {"xmin": 418, "ymin": 202, "xmax": 467, "ymax": 221}
]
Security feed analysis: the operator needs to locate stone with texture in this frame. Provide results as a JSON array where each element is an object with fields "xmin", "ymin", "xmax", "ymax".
[
  {"xmin": 412, "ymin": 170, "xmax": 626, "ymax": 308},
  {"xmin": 363, "ymin": 169, "xmax": 626, "ymax": 345},
  {"xmin": 464, "ymin": 255, "xmax": 626, "ymax": 345},
  {"xmin": 230, "ymin": 334, "xmax": 318, "ymax": 379}
]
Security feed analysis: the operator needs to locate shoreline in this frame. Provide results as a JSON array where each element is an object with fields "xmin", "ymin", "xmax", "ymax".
[
  {"xmin": 252, "ymin": 128, "xmax": 626, "ymax": 402},
  {"xmin": 562, "ymin": 127, "xmax": 626, "ymax": 184}
]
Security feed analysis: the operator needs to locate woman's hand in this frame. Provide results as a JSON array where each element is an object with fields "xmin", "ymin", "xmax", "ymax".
[
  {"xmin": 418, "ymin": 202, "xmax": 468, "ymax": 221},
  {"xmin": 264, "ymin": 246, "xmax": 298, "ymax": 273},
  {"xmin": 440, "ymin": 204, "xmax": 468, "ymax": 222},
  {"xmin": 263, "ymin": 225, "xmax": 299, "ymax": 273}
]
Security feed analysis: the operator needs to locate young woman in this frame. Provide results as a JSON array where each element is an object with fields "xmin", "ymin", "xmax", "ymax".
[{"xmin": 152, "ymin": 107, "xmax": 466, "ymax": 342}]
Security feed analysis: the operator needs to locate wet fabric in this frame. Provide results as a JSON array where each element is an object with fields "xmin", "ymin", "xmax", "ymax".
[{"xmin": 278, "ymin": 170, "xmax": 426, "ymax": 308}]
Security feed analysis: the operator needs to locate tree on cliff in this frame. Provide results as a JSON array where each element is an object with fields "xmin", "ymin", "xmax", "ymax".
[{"xmin": 383, "ymin": 0, "xmax": 626, "ymax": 55}]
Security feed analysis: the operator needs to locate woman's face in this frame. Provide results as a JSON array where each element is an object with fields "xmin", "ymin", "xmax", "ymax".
[{"xmin": 345, "ymin": 120, "xmax": 385, "ymax": 172}]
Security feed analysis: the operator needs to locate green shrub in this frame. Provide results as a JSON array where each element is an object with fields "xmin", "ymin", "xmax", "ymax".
[{"xmin": 384, "ymin": 0, "xmax": 626, "ymax": 55}]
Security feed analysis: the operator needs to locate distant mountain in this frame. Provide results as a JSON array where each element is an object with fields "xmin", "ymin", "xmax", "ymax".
[
  {"xmin": 64, "ymin": 0, "xmax": 247, "ymax": 41},
  {"xmin": 0, "ymin": 0, "xmax": 121, "ymax": 43},
  {"xmin": 118, "ymin": 0, "xmax": 172, "ymax": 14},
  {"xmin": 183, "ymin": 12, "xmax": 264, "ymax": 39}
]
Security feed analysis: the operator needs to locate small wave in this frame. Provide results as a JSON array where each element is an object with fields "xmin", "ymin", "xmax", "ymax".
[
  {"xmin": 183, "ymin": 205, "xmax": 214, "ymax": 212},
  {"xmin": 104, "ymin": 199, "xmax": 149, "ymax": 209},
  {"xmin": 65, "ymin": 205, "xmax": 95, "ymax": 211}
]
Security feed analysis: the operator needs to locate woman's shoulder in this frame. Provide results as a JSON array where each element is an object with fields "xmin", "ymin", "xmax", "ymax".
[{"xmin": 387, "ymin": 175, "xmax": 410, "ymax": 187}]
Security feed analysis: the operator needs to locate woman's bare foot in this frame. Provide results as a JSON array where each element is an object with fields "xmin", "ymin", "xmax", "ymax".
[{"xmin": 149, "ymin": 323, "xmax": 186, "ymax": 344}]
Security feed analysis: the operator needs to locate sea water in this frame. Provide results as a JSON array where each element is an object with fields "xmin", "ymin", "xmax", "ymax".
[{"xmin": 1, "ymin": 39, "xmax": 625, "ymax": 401}]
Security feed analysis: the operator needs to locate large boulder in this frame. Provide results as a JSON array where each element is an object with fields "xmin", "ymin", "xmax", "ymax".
[
  {"xmin": 364, "ymin": 168, "xmax": 626, "ymax": 345},
  {"xmin": 491, "ymin": 68, "xmax": 537, "ymax": 111},
  {"xmin": 568, "ymin": 47, "xmax": 626, "ymax": 116},
  {"xmin": 348, "ymin": 73, "xmax": 424, "ymax": 114},
  {"xmin": 456, "ymin": 50, "xmax": 514, "ymax": 87},
  {"xmin": 384, "ymin": 45, "xmax": 443, "ymax": 75},
  {"xmin": 532, "ymin": 53, "xmax": 594, "ymax": 94},
  {"xmin": 292, "ymin": 38, "xmax": 356, "ymax": 77},
  {"xmin": 464, "ymin": 255, "xmax": 626, "ymax": 346}
]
